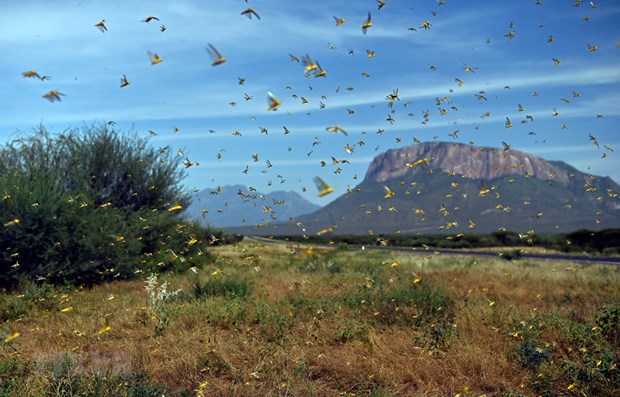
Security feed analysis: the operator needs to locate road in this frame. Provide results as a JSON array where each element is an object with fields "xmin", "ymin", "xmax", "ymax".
[
  {"xmin": 378, "ymin": 246, "xmax": 620, "ymax": 266},
  {"xmin": 247, "ymin": 236, "xmax": 620, "ymax": 266}
]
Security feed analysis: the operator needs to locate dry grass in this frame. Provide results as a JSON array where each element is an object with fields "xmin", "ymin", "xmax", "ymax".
[{"xmin": 0, "ymin": 239, "xmax": 618, "ymax": 396}]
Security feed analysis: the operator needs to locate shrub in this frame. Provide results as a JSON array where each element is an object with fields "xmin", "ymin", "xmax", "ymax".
[
  {"xmin": 0, "ymin": 359, "xmax": 30, "ymax": 396},
  {"xmin": 191, "ymin": 275, "xmax": 251, "ymax": 299},
  {"xmin": 202, "ymin": 296, "xmax": 248, "ymax": 328},
  {"xmin": 0, "ymin": 294, "xmax": 30, "ymax": 323},
  {"xmin": 516, "ymin": 338, "xmax": 551, "ymax": 369},
  {"xmin": 0, "ymin": 124, "xmax": 198, "ymax": 289},
  {"xmin": 596, "ymin": 305, "xmax": 620, "ymax": 346},
  {"xmin": 500, "ymin": 249, "xmax": 523, "ymax": 261},
  {"xmin": 252, "ymin": 300, "xmax": 292, "ymax": 342},
  {"xmin": 335, "ymin": 320, "xmax": 369, "ymax": 343}
]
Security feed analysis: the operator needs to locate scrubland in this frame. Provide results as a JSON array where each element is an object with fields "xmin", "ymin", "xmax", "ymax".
[{"xmin": 0, "ymin": 239, "xmax": 618, "ymax": 396}]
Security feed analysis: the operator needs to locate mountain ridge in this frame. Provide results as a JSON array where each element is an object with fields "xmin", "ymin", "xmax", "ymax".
[
  {"xmin": 226, "ymin": 142, "xmax": 620, "ymax": 235},
  {"xmin": 186, "ymin": 184, "xmax": 320, "ymax": 228}
]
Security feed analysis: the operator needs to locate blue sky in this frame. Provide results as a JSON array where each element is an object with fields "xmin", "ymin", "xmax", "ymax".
[{"xmin": 1, "ymin": 0, "xmax": 619, "ymax": 205}]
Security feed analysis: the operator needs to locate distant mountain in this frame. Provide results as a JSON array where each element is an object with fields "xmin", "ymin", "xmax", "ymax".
[
  {"xmin": 186, "ymin": 185, "xmax": 321, "ymax": 228},
  {"xmin": 230, "ymin": 142, "xmax": 620, "ymax": 235}
]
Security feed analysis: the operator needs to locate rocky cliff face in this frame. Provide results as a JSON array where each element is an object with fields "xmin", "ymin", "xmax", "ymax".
[{"xmin": 364, "ymin": 141, "xmax": 578, "ymax": 185}]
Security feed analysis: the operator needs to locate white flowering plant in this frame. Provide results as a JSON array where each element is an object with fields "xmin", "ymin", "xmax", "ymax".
[{"xmin": 144, "ymin": 273, "xmax": 181, "ymax": 334}]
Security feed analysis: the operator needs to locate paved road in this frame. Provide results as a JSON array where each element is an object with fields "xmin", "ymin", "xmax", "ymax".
[
  {"xmin": 375, "ymin": 245, "xmax": 620, "ymax": 266},
  {"xmin": 247, "ymin": 236, "xmax": 620, "ymax": 266}
]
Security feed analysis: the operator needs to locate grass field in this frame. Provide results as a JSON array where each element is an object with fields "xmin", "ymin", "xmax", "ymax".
[{"xmin": 1, "ymin": 239, "xmax": 618, "ymax": 396}]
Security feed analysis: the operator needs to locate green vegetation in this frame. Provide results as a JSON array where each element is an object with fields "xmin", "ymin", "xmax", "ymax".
[
  {"xmin": 565, "ymin": 229, "xmax": 620, "ymax": 255},
  {"xmin": 276, "ymin": 228, "xmax": 620, "ymax": 255},
  {"xmin": 190, "ymin": 273, "xmax": 252, "ymax": 299},
  {"xmin": 0, "ymin": 124, "xmax": 222, "ymax": 290}
]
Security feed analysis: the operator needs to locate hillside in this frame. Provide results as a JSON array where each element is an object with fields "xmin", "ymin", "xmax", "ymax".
[{"xmin": 229, "ymin": 142, "xmax": 620, "ymax": 235}]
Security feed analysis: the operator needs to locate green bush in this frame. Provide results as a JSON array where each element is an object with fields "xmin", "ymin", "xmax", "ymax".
[
  {"xmin": 335, "ymin": 319, "xmax": 369, "ymax": 343},
  {"xmin": 203, "ymin": 297, "xmax": 248, "ymax": 329},
  {"xmin": 529, "ymin": 312, "xmax": 620, "ymax": 397},
  {"xmin": 191, "ymin": 275, "xmax": 252, "ymax": 299},
  {"xmin": 0, "ymin": 294, "xmax": 30, "ymax": 322},
  {"xmin": 0, "ymin": 359, "xmax": 30, "ymax": 396},
  {"xmin": 516, "ymin": 338, "xmax": 551, "ymax": 369},
  {"xmin": 500, "ymin": 249, "xmax": 523, "ymax": 261},
  {"xmin": 0, "ymin": 124, "xmax": 200, "ymax": 289},
  {"xmin": 252, "ymin": 300, "xmax": 293, "ymax": 342},
  {"xmin": 596, "ymin": 305, "xmax": 620, "ymax": 346}
]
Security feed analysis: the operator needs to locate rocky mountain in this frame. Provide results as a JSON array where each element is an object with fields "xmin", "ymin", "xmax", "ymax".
[
  {"xmin": 366, "ymin": 141, "xmax": 578, "ymax": 186},
  {"xmin": 186, "ymin": 185, "xmax": 321, "ymax": 228},
  {"xmin": 230, "ymin": 142, "xmax": 620, "ymax": 235}
]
